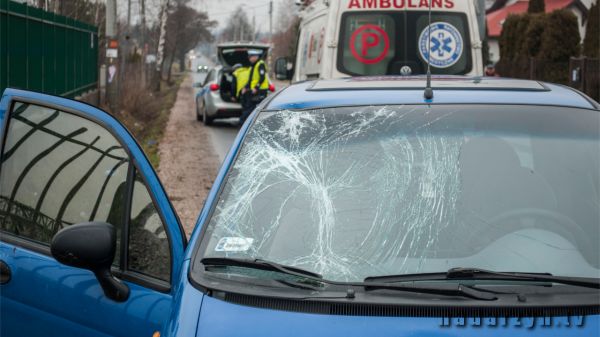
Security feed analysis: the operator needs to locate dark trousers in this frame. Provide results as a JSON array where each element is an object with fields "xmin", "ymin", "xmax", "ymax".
[{"xmin": 240, "ymin": 90, "xmax": 267, "ymax": 124}]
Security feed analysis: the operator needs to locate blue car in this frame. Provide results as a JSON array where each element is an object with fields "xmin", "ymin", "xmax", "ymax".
[{"xmin": 0, "ymin": 77, "xmax": 599, "ymax": 337}]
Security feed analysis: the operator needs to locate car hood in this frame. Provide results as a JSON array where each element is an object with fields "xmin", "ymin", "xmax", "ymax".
[{"xmin": 196, "ymin": 295, "xmax": 599, "ymax": 337}]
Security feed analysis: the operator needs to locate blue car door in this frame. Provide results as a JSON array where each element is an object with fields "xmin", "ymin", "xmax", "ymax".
[{"xmin": 0, "ymin": 89, "xmax": 186, "ymax": 337}]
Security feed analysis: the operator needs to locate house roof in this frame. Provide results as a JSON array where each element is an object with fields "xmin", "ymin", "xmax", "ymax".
[{"xmin": 487, "ymin": 0, "xmax": 579, "ymax": 37}]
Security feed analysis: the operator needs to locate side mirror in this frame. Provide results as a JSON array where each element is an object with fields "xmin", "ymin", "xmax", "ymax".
[
  {"xmin": 51, "ymin": 222, "xmax": 130, "ymax": 302},
  {"xmin": 275, "ymin": 57, "xmax": 293, "ymax": 81},
  {"xmin": 192, "ymin": 82, "xmax": 203, "ymax": 88}
]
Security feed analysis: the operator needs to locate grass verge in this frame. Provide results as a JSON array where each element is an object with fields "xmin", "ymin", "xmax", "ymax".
[{"xmin": 118, "ymin": 74, "xmax": 184, "ymax": 169}]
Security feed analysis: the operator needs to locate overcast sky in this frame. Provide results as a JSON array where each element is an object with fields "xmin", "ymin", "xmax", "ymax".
[
  {"xmin": 191, "ymin": 0, "xmax": 290, "ymax": 32},
  {"xmin": 113, "ymin": 0, "xmax": 295, "ymax": 34}
]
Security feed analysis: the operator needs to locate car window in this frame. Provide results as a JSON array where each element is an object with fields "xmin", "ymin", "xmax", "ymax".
[
  {"xmin": 128, "ymin": 170, "xmax": 170, "ymax": 282},
  {"xmin": 340, "ymin": 13, "xmax": 396, "ymax": 76},
  {"xmin": 0, "ymin": 102, "xmax": 129, "ymax": 265},
  {"xmin": 338, "ymin": 12, "xmax": 471, "ymax": 76},
  {"xmin": 204, "ymin": 70, "xmax": 215, "ymax": 85}
]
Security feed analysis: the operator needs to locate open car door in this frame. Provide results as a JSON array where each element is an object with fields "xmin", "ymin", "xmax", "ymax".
[{"xmin": 0, "ymin": 89, "xmax": 186, "ymax": 337}]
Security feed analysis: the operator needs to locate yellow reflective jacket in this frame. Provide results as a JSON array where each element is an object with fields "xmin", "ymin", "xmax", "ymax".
[
  {"xmin": 249, "ymin": 59, "xmax": 269, "ymax": 90},
  {"xmin": 233, "ymin": 66, "xmax": 251, "ymax": 97}
]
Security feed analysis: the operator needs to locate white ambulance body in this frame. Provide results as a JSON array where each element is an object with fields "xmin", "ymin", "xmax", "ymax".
[{"xmin": 290, "ymin": 0, "xmax": 483, "ymax": 81}]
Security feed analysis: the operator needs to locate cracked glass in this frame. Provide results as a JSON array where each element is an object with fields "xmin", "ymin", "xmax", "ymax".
[{"xmin": 196, "ymin": 104, "xmax": 599, "ymax": 282}]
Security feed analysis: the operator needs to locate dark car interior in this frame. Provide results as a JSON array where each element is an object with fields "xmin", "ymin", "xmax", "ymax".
[{"xmin": 216, "ymin": 46, "xmax": 269, "ymax": 103}]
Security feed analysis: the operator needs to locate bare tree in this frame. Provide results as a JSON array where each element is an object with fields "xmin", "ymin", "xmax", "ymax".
[
  {"xmin": 163, "ymin": 2, "xmax": 215, "ymax": 82},
  {"xmin": 29, "ymin": 0, "xmax": 103, "ymax": 26},
  {"xmin": 155, "ymin": 0, "xmax": 171, "ymax": 91},
  {"xmin": 271, "ymin": 0, "xmax": 300, "ymax": 61},
  {"xmin": 220, "ymin": 6, "xmax": 254, "ymax": 42}
]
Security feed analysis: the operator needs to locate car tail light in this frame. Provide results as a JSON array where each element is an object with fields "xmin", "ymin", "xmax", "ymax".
[
  {"xmin": 268, "ymin": 83, "xmax": 275, "ymax": 92},
  {"xmin": 209, "ymin": 83, "xmax": 220, "ymax": 91}
]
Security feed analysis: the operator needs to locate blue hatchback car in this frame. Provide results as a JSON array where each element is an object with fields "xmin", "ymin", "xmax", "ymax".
[{"xmin": 1, "ymin": 77, "xmax": 599, "ymax": 337}]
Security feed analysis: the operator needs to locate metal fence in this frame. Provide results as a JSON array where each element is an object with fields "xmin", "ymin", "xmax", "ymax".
[
  {"xmin": 529, "ymin": 59, "xmax": 570, "ymax": 85},
  {"xmin": 569, "ymin": 58, "xmax": 600, "ymax": 102},
  {"xmin": 496, "ymin": 57, "xmax": 600, "ymax": 102},
  {"xmin": 0, "ymin": 0, "xmax": 98, "ymax": 98}
]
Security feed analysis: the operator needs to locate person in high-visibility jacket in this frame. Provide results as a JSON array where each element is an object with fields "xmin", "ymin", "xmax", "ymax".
[
  {"xmin": 230, "ymin": 63, "xmax": 251, "ymax": 101},
  {"xmin": 240, "ymin": 49, "xmax": 269, "ymax": 124}
]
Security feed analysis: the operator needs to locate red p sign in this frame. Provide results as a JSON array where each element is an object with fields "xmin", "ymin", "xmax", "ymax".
[
  {"xmin": 350, "ymin": 24, "xmax": 390, "ymax": 64},
  {"xmin": 361, "ymin": 32, "xmax": 380, "ymax": 57}
]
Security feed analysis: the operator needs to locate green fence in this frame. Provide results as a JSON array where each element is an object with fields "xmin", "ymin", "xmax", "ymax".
[{"xmin": 0, "ymin": 0, "xmax": 98, "ymax": 98}]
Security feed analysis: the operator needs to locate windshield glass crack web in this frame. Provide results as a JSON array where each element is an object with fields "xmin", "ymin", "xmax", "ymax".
[
  {"xmin": 200, "ymin": 104, "xmax": 600, "ymax": 282},
  {"xmin": 204, "ymin": 105, "xmax": 463, "ymax": 281}
]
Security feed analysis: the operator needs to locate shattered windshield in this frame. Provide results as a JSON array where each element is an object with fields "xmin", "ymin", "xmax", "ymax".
[{"xmin": 195, "ymin": 104, "xmax": 599, "ymax": 282}]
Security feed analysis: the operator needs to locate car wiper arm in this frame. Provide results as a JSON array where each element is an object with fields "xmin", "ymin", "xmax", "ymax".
[
  {"xmin": 361, "ymin": 282, "xmax": 497, "ymax": 300},
  {"xmin": 365, "ymin": 267, "xmax": 600, "ymax": 289},
  {"xmin": 201, "ymin": 257, "xmax": 323, "ymax": 279},
  {"xmin": 202, "ymin": 257, "xmax": 496, "ymax": 300},
  {"xmin": 446, "ymin": 267, "xmax": 600, "ymax": 289}
]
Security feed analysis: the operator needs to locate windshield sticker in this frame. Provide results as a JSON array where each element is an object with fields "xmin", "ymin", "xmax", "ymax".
[
  {"xmin": 350, "ymin": 24, "xmax": 390, "ymax": 64},
  {"xmin": 215, "ymin": 237, "xmax": 254, "ymax": 252},
  {"xmin": 419, "ymin": 22, "xmax": 463, "ymax": 68}
]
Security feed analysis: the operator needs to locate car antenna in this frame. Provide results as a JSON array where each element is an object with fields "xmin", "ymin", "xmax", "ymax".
[{"xmin": 424, "ymin": 0, "xmax": 434, "ymax": 100}]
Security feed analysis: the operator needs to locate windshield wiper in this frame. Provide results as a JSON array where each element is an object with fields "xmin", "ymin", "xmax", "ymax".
[
  {"xmin": 201, "ymin": 257, "xmax": 497, "ymax": 300},
  {"xmin": 201, "ymin": 257, "xmax": 323, "ymax": 279},
  {"xmin": 360, "ymin": 281, "xmax": 497, "ymax": 300},
  {"xmin": 365, "ymin": 267, "xmax": 600, "ymax": 289}
]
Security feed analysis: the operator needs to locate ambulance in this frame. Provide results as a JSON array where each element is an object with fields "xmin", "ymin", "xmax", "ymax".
[{"xmin": 275, "ymin": 0, "xmax": 484, "ymax": 81}]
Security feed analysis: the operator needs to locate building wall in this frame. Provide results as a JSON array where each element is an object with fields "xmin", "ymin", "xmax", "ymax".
[{"xmin": 488, "ymin": 39, "xmax": 500, "ymax": 63}]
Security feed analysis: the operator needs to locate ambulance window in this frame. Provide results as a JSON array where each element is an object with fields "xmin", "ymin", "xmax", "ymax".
[
  {"xmin": 410, "ymin": 13, "xmax": 471, "ymax": 75},
  {"xmin": 340, "ymin": 13, "xmax": 395, "ymax": 76},
  {"xmin": 338, "ymin": 12, "xmax": 472, "ymax": 76}
]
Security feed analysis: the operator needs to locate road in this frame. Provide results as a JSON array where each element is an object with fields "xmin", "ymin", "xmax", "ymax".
[
  {"xmin": 157, "ymin": 74, "xmax": 220, "ymax": 234},
  {"xmin": 159, "ymin": 55, "xmax": 291, "ymax": 234}
]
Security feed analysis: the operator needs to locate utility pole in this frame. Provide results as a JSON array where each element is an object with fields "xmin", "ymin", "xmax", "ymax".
[
  {"xmin": 241, "ymin": 23, "xmax": 245, "ymax": 42},
  {"xmin": 105, "ymin": 0, "xmax": 119, "ymax": 112},
  {"xmin": 269, "ymin": 0, "xmax": 273, "ymax": 43},
  {"xmin": 127, "ymin": 0, "xmax": 131, "ymax": 27},
  {"xmin": 140, "ymin": 0, "xmax": 147, "ymax": 88},
  {"xmin": 269, "ymin": 0, "xmax": 274, "ymax": 75},
  {"xmin": 252, "ymin": 15, "xmax": 256, "ymax": 42},
  {"xmin": 476, "ymin": 0, "xmax": 486, "ymax": 40}
]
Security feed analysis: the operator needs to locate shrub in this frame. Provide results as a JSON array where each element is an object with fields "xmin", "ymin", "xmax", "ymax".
[
  {"xmin": 497, "ymin": 14, "xmax": 530, "ymax": 77},
  {"xmin": 528, "ymin": 0, "xmax": 545, "ymax": 14},
  {"xmin": 539, "ymin": 10, "xmax": 581, "ymax": 62},
  {"xmin": 524, "ymin": 13, "xmax": 546, "ymax": 57},
  {"xmin": 499, "ymin": 14, "xmax": 522, "ymax": 61}
]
